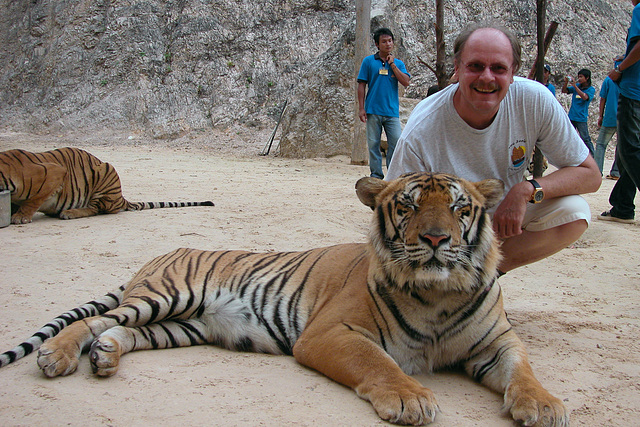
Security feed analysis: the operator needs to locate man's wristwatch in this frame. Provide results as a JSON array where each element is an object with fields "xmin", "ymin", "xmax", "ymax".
[
  {"xmin": 528, "ymin": 179, "xmax": 544, "ymax": 203},
  {"xmin": 615, "ymin": 64, "xmax": 622, "ymax": 73}
]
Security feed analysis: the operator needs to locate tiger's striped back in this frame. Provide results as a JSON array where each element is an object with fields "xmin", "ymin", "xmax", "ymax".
[{"xmin": 0, "ymin": 147, "xmax": 109, "ymax": 212}]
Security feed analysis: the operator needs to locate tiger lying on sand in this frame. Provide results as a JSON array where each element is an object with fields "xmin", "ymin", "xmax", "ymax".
[
  {"xmin": 0, "ymin": 173, "xmax": 568, "ymax": 426},
  {"xmin": 0, "ymin": 147, "xmax": 214, "ymax": 224}
]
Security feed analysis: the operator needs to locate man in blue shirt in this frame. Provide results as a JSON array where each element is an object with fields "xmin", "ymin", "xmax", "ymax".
[
  {"xmin": 562, "ymin": 69, "xmax": 596, "ymax": 155},
  {"xmin": 600, "ymin": 0, "xmax": 640, "ymax": 223},
  {"xmin": 357, "ymin": 28, "xmax": 411, "ymax": 179},
  {"xmin": 543, "ymin": 64, "xmax": 556, "ymax": 96},
  {"xmin": 594, "ymin": 58, "xmax": 623, "ymax": 179}
]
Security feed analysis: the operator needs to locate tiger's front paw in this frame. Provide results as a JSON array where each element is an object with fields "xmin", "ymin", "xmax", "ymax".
[
  {"xmin": 365, "ymin": 383, "xmax": 439, "ymax": 425},
  {"xmin": 504, "ymin": 383, "xmax": 569, "ymax": 427},
  {"xmin": 89, "ymin": 336, "xmax": 122, "ymax": 377},
  {"xmin": 37, "ymin": 340, "xmax": 80, "ymax": 377},
  {"xmin": 11, "ymin": 213, "xmax": 32, "ymax": 224}
]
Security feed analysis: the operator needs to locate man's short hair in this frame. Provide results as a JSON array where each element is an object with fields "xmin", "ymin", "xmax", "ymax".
[
  {"xmin": 578, "ymin": 68, "xmax": 592, "ymax": 87},
  {"xmin": 453, "ymin": 23, "xmax": 522, "ymax": 73},
  {"xmin": 374, "ymin": 28, "xmax": 394, "ymax": 44}
]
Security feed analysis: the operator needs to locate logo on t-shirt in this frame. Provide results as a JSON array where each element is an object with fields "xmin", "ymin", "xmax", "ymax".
[{"xmin": 510, "ymin": 143, "xmax": 526, "ymax": 168}]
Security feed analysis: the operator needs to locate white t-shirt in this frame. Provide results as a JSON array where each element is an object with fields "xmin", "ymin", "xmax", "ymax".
[{"xmin": 387, "ymin": 77, "xmax": 589, "ymax": 197}]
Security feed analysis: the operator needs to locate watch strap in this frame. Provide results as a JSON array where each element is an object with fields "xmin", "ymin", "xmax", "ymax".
[
  {"xmin": 527, "ymin": 179, "xmax": 543, "ymax": 203},
  {"xmin": 528, "ymin": 179, "xmax": 541, "ymax": 190}
]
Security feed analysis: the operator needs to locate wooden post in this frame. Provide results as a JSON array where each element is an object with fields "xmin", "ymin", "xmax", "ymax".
[
  {"xmin": 526, "ymin": 21, "xmax": 558, "ymax": 80},
  {"xmin": 434, "ymin": 0, "xmax": 447, "ymax": 89},
  {"xmin": 351, "ymin": 0, "xmax": 371, "ymax": 166},
  {"xmin": 417, "ymin": 0, "xmax": 449, "ymax": 89},
  {"xmin": 531, "ymin": 0, "xmax": 550, "ymax": 178}
]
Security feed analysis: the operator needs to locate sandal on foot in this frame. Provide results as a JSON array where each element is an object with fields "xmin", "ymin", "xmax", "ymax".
[{"xmin": 598, "ymin": 210, "xmax": 634, "ymax": 224}]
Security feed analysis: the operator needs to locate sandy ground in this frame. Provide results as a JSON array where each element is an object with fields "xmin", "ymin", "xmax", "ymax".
[{"xmin": 0, "ymin": 130, "xmax": 639, "ymax": 426}]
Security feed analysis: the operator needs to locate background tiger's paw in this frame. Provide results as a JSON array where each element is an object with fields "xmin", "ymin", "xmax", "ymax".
[
  {"xmin": 505, "ymin": 385, "xmax": 569, "ymax": 427},
  {"xmin": 89, "ymin": 337, "xmax": 121, "ymax": 377},
  {"xmin": 369, "ymin": 386, "xmax": 439, "ymax": 425},
  {"xmin": 10, "ymin": 213, "xmax": 32, "ymax": 224},
  {"xmin": 60, "ymin": 208, "xmax": 95, "ymax": 220},
  {"xmin": 59, "ymin": 210, "xmax": 79, "ymax": 220},
  {"xmin": 37, "ymin": 343, "xmax": 80, "ymax": 377}
]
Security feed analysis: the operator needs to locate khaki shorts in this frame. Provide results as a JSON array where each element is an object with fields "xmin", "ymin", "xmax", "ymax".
[{"xmin": 521, "ymin": 195, "xmax": 591, "ymax": 232}]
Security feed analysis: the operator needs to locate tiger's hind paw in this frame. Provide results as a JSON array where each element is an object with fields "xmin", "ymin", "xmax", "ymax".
[
  {"xmin": 89, "ymin": 337, "xmax": 122, "ymax": 377},
  {"xmin": 37, "ymin": 342, "xmax": 80, "ymax": 377},
  {"xmin": 59, "ymin": 209, "xmax": 84, "ymax": 220}
]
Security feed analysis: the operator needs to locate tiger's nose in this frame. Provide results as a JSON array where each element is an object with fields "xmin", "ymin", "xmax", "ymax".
[{"xmin": 420, "ymin": 233, "xmax": 450, "ymax": 248}]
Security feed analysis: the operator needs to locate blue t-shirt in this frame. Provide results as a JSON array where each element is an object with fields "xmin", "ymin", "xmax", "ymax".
[
  {"xmin": 620, "ymin": 3, "xmax": 640, "ymax": 100},
  {"xmin": 545, "ymin": 83, "xmax": 556, "ymax": 97},
  {"xmin": 357, "ymin": 53, "xmax": 410, "ymax": 117},
  {"xmin": 600, "ymin": 77, "xmax": 620, "ymax": 128},
  {"xmin": 567, "ymin": 84, "xmax": 595, "ymax": 122}
]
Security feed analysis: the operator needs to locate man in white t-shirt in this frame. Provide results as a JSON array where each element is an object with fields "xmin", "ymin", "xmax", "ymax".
[{"xmin": 387, "ymin": 24, "xmax": 601, "ymax": 274}]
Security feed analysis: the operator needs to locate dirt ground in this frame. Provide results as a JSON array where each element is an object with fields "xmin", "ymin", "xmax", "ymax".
[{"xmin": 0, "ymin": 130, "xmax": 639, "ymax": 426}]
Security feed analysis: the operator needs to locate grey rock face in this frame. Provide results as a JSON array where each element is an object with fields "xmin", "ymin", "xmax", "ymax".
[{"xmin": 0, "ymin": 0, "xmax": 631, "ymax": 157}]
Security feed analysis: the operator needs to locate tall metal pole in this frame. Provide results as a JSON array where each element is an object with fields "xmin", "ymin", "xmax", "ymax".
[{"xmin": 351, "ymin": 0, "xmax": 371, "ymax": 166}]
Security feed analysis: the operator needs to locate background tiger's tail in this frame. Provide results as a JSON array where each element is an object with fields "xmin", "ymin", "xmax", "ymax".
[
  {"xmin": 124, "ymin": 200, "xmax": 215, "ymax": 211},
  {"xmin": 0, "ymin": 285, "xmax": 126, "ymax": 369}
]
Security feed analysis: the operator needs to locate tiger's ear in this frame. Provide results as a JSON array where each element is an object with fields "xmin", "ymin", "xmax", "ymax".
[
  {"xmin": 355, "ymin": 177, "xmax": 388, "ymax": 209},
  {"xmin": 474, "ymin": 179, "xmax": 504, "ymax": 209}
]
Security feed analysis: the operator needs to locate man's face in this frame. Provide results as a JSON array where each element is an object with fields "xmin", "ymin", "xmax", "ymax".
[
  {"xmin": 576, "ymin": 73, "xmax": 587, "ymax": 86},
  {"xmin": 376, "ymin": 35, "xmax": 394, "ymax": 56},
  {"xmin": 453, "ymin": 28, "xmax": 515, "ymax": 128}
]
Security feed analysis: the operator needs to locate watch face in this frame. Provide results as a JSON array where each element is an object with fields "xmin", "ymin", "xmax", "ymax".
[{"xmin": 534, "ymin": 190, "xmax": 544, "ymax": 202}]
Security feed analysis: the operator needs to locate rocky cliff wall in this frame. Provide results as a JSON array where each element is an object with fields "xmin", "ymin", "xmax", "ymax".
[{"xmin": 0, "ymin": 0, "xmax": 632, "ymax": 156}]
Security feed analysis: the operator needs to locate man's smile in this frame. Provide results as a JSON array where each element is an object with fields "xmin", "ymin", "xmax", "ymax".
[{"xmin": 473, "ymin": 85, "xmax": 499, "ymax": 94}]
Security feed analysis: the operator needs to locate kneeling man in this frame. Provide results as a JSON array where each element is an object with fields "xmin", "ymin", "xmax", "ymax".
[{"xmin": 387, "ymin": 23, "xmax": 601, "ymax": 274}]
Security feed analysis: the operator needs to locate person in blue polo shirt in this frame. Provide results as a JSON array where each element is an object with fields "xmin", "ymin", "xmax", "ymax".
[
  {"xmin": 594, "ymin": 57, "xmax": 623, "ymax": 179},
  {"xmin": 543, "ymin": 64, "xmax": 556, "ymax": 96},
  {"xmin": 599, "ymin": 0, "xmax": 640, "ymax": 224},
  {"xmin": 562, "ymin": 68, "xmax": 596, "ymax": 156},
  {"xmin": 357, "ymin": 28, "xmax": 411, "ymax": 179}
]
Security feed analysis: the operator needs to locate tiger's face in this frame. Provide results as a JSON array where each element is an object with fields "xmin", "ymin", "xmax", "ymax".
[{"xmin": 356, "ymin": 173, "xmax": 504, "ymax": 292}]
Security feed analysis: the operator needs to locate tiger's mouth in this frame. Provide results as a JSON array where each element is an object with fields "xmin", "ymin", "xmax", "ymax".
[
  {"xmin": 405, "ymin": 253, "xmax": 458, "ymax": 278},
  {"xmin": 383, "ymin": 239, "xmax": 460, "ymax": 276},
  {"xmin": 409, "ymin": 257, "xmax": 446, "ymax": 269}
]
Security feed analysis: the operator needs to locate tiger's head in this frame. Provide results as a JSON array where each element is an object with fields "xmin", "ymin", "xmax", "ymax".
[{"xmin": 356, "ymin": 173, "xmax": 504, "ymax": 293}]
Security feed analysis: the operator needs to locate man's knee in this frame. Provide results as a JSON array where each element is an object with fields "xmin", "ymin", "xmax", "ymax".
[
  {"xmin": 499, "ymin": 219, "xmax": 588, "ymax": 272},
  {"xmin": 522, "ymin": 195, "xmax": 591, "ymax": 233},
  {"xmin": 556, "ymin": 218, "xmax": 588, "ymax": 245}
]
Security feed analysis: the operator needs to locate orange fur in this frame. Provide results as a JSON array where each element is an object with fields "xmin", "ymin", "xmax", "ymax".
[
  {"xmin": 0, "ymin": 147, "xmax": 213, "ymax": 223},
  {"xmin": 1, "ymin": 173, "xmax": 567, "ymax": 425}
]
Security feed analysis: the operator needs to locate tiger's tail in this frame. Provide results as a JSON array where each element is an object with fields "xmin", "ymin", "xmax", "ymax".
[
  {"xmin": 0, "ymin": 285, "xmax": 126, "ymax": 368},
  {"xmin": 124, "ymin": 200, "xmax": 215, "ymax": 211}
]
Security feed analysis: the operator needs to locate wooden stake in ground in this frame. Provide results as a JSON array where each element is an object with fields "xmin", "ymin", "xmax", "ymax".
[
  {"xmin": 529, "ymin": 2, "xmax": 558, "ymax": 178},
  {"xmin": 350, "ymin": 0, "xmax": 371, "ymax": 166}
]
